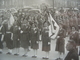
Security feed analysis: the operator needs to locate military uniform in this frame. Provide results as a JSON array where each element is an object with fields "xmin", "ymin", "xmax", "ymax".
[
  {"xmin": 42, "ymin": 26, "xmax": 51, "ymax": 52},
  {"xmin": 3, "ymin": 22, "xmax": 13, "ymax": 49},
  {"xmin": 72, "ymin": 17, "xmax": 78, "ymax": 30},
  {"xmin": 78, "ymin": 17, "xmax": 80, "ymax": 29},
  {"xmin": 12, "ymin": 25, "xmax": 20, "ymax": 48},
  {"xmin": 20, "ymin": 23, "xmax": 30, "ymax": 49},
  {"xmin": 55, "ymin": 28, "xmax": 65, "ymax": 54},
  {"xmin": 78, "ymin": 33, "xmax": 80, "ymax": 46},
  {"xmin": 77, "ymin": 32, "xmax": 80, "ymax": 55},
  {"xmin": 30, "ymin": 26, "xmax": 39, "ymax": 50},
  {"xmin": 70, "ymin": 31, "xmax": 79, "ymax": 45},
  {"xmin": 69, "ymin": 17, "xmax": 74, "ymax": 29},
  {"xmin": 0, "ymin": 34, "xmax": 3, "ymax": 50},
  {"xmin": 0, "ymin": 25, "xmax": 3, "ymax": 50},
  {"xmin": 55, "ymin": 37, "xmax": 65, "ymax": 53},
  {"xmin": 78, "ymin": 13, "xmax": 80, "ymax": 29}
]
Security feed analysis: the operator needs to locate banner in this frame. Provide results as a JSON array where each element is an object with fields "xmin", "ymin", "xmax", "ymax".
[
  {"xmin": 8, "ymin": 13, "xmax": 15, "ymax": 29},
  {"xmin": 48, "ymin": 13, "xmax": 59, "ymax": 39}
]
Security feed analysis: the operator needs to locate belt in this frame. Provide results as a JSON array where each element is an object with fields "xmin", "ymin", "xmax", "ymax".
[{"xmin": 6, "ymin": 32, "xmax": 11, "ymax": 33}]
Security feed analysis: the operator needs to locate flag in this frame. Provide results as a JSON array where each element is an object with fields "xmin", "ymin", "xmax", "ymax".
[
  {"xmin": 48, "ymin": 13, "xmax": 59, "ymax": 39},
  {"xmin": 8, "ymin": 13, "xmax": 15, "ymax": 29}
]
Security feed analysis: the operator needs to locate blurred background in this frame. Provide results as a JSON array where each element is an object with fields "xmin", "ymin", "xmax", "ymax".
[{"xmin": 0, "ymin": 0, "xmax": 80, "ymax": 9}]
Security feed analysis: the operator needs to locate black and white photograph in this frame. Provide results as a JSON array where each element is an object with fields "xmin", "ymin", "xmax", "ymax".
[{"xmin": 0, "ymin": 0, "xmax": 80, "ymax": 60}]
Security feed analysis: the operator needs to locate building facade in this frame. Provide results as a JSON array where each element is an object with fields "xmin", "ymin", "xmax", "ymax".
[{"xmin": 0, "ymin": 0, "xmax": 80, "ymax": 9}]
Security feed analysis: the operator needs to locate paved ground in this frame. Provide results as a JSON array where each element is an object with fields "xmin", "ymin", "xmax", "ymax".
[
  {"xmin": 0, "ymin": 54, "xmax": 53, "ymax": 60},
  {"xmin": 0, "ymin": 36, "xmax": 80, "ymax": 60}
]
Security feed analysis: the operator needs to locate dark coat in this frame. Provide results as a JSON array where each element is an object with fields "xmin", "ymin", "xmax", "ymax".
[
  {"xmin": 42, "ymin": 28, "xmax": 51, "ymax": 52},
  {"xmin": 77, "ymin": 33, "xmax": 80, "ymax": 46},
  {"xmin": 11, "ymin": 25, "xmax": 20, "ymax": 48},
  {"xmin": 0, "ymin": 34, "xmax": 3, "ymax": 49},
  {"xmin": 64, "ymin": 49, "xmax": 79, "ymax": 60},
  {"xmin": 3, "ymin": 24, "xmax": 13, "ymax": 49},
  {"xmin": 30, "ymin": 27, "xmax": 39, "ymax": 49},
  {"xmin": 0, "ymin": 25, "xmax": 4, "ymax": 49},
  {"xmin": 55, "ymin": 29, "xmax": 65, "ymax": 53},
  {"xmin": 70, "ymin": 31, "xmax": 79, "ymax": 45},
  {"xmin": 78, "ymin": 36, "xmax": 80, "ymax": 46},
  {"xmin": 55, "ymin": 37, "xmax": 65, "ymax": 53},
  {"xmin": 20, "ymin": 24, "xmax": 30, "ymax": 49}
]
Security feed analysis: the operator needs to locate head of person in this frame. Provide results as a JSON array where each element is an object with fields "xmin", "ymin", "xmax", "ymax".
[
  {"xmin": 43, "ymin": 21, "xmax": 49, "ymax": 30},
  {"xmin": 60, "ymin": 7, "xmax": 64, "ymax": 13},
  {"xmin": 71, "ymin": 27, "xmax": 76, "ymax": 32},
  {"xmin": 40, "ymin": 3, "xmax": 48, "ymax": 13}
]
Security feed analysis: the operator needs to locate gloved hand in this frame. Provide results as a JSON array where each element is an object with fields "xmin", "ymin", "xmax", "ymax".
[
  {"xmin": 20, "ymin": 30, "xmax": 23, "ymax": 33},
  {"xmin": 1, "ymin": 35, "xmax": 4, "ymax": 41},
  {"xmin": 48, "ymin": 42, "xmax": 51, "ymax": 45}
]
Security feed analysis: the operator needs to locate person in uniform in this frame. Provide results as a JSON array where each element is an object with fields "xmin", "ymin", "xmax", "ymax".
[
  {"xmin": 77, "ymin": 10, "xmax": 80, "ymax": 56},
  {"xmin": 30, "ymin": 23, "xmax": 39, "ymax": 58},
  {"xmin": 70, "ymin": 27, "xmax": 79, "ymax": 45},
  {"xmin": 42, "ymin": 21, "xmax": 51, "ymax": 59},
  {"xmin": 0, "ymin": 24, "xmax": 4, "ymax": 54},
  {"xmin": 55, "ymin": 25, "xmax": 65, "ymax": 60},
  {"xmin": 11, "ymin": 20, "xmax": 20, "ymax": 56},
  {"xmin": 69, "ymin": 27, "xmax": 79, "ymax": 56},
  {"xmin": 78, "ymin": 12, "xmax": 80, "ymax": 29},
  {"xmin": 20, "ymin": 20, "xmax": 30, "ymax": 57},
  {"xmin": 77, "ymin": 29, "xmax": 80, "ymax": 55},
  {"xmin": 36, "ymin": 15, "xmax": 42, "ymax": 41},
  {"xmin": 2, "ymin": 20, "xmax": 13, "ymax": 54}
]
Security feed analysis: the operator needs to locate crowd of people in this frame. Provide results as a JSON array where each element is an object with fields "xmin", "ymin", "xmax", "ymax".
[
  {"xmin": 0, "ymin": 4, "xmax": 80, "ymax": 60},
  {"xmin": 54, "ymin": 7, "xmax": 80, "ymax": 60}
]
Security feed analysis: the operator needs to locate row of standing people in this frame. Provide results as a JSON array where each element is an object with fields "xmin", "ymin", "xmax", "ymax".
[
  {"xmin": 0, "ymin": 17, "xmax": 80, "ymax": 60},
  {"xmin": 0, "ymin": 16, "xmax": 51, "ymax": 59}
]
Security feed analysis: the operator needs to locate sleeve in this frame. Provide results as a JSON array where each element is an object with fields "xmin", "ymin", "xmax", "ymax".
[
  {"xmin": 10, "ymin": 26, "xmax": 13, "ymax": 33},
  {"xmin": 1, "ymin": 25, "xmax": 5, "ymax": 34},
  {"xmin": 37, "ymin": 28, "xmax": 39, "ymax": 41}
]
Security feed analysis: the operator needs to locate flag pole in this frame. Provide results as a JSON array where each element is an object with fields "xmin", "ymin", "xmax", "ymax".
[
  {"xmin": 53, "ymin": 0, "xmax": 54, "ymax": 10},
  {"xmin": 53, "ymin": 0, "xmax": 55, "ymax": 18}
]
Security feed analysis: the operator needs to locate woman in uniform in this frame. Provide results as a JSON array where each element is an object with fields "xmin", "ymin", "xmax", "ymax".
[
  {"xmin": 70, "ymin": 27, "xmax": 79, "ymax": 45},
  {"xmin": 30, "ymin": 23, "xmax": 39, "ymax": 58},
  {"xmin": 55, "ymin": 25, "xmax": 65, "ymax": 60},
  {"xmin": 77, "ymin": 29, "xmax": 80, "ymax": 55},
  {"xmin": 2, "ymin": 20, "xmax": 13, "ymax": 54},
  {"xmin": 20, "ymin": 20, "xmax": 30, "ymax": 57},
  {"xmin": 11, "ymin": 20, "xmax": 20, "ymax": 56},
  {"xmin": 42, "ymin": 21, "xmax": 51, "ymax": 59},
  {"xmin": 0, "ymin": 24, "xmax": 3, "ymax": 54}
]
